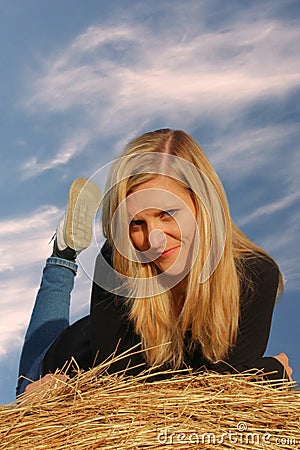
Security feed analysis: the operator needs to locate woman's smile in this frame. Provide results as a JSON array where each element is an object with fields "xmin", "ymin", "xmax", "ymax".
[{"xmin": 160, "ymin": 245, "xmax": 180, "ymax": 258}]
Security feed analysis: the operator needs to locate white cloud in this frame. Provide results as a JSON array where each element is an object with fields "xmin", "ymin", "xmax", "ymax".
[
  {"xmin": 0, "ymin": 268, "xmax": 90, "ymax": 358},
  {"xmin": 18, "ymin": 11, "xmax": 300, "ymax": 183},
  {"xmin": 0, "ymin": 206, "xmax": 59, "ymax": 234},
  {"xmin": 0, "ymin": 206, "xmax": 60, "ymax": 266},
  {"xmin": 22, "ymin": 15, "xmax": 300, "ymax": 135},
  {"xmin": 209, "ymin": 123, "xmax": 299, "ymax": 179},
  {"xmin": 252, "ymin": 207, "xmax": 300, "ymax": 291},
  {"xmin": 0, "ymin": 206, "xmax": 93, "ymax": 361},
  {"xmin": 238, "ymin": 191, "xmax": 300, "ymax": 226},
  {"xmin": 0, "ymin": 207, "xmax": 62, "ymax": 357},
  {"xmin": 20, "ymin": 131, "xmax": 91, "ymax": 179},
  {"xmin": 0, "ymin": 280, "xmax": 38, "ymax": 357},
  {"xmin": 72, "ymin": 24, "xmax": 137, "ymax": 53},
  {"xmin": 0, "ymin": 263, "xmax": 14, "ymax": 273}
]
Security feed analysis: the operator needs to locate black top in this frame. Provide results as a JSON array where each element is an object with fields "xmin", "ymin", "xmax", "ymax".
[{"xmin": 42, "ymin": 242, "xmax": 285, "ymax": 381}]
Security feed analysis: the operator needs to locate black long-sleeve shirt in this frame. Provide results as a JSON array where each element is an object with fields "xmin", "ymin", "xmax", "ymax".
[{"xmin": 43, "ymin": 244, "xmax": 285, "ymax": 381}]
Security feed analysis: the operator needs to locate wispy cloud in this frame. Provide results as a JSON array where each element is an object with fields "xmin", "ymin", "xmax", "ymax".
[
  {"xmin": 20, "ymin": 131, "xmax": 91, "ymax": 179},
  {"xmin": 209, "ymin": 123, "xmax": 300, "ymax": 180},
  {"xmin": 238, "ymin": 192, "xmax": 300, "ymax": 226},
  {"xmin": 0, "ymin": 279, "xmax": 38, "ymax": 357},
  {"xmin": 16, "ymin": 4, "xmax": 300, "ymax": 287},
  {"xmin": 0, "ymin": 206, "xmax": 58, "ymax": 357},
  {"xmin": 0, "ymin": 206, "xmax": 92, "ymax": 361},
  {"xmin": 0, "ymin": 206, "xmax": 60, "ymax": 270},
  {"xmin": 16, "ymin": 5, "xmax": 300, "ymax": 188},
  {"xmin": 249, "ymin": 206, "xmax": 300, "ymax": 291},
  {"xmin": 22, "ymin": 12, "xmax": 300, "ymax": 138}
]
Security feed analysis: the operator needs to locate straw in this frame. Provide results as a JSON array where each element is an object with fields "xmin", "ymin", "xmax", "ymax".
[{"xmin": 1, "ymin": 351, "xmax": 299, "ymax": 449}]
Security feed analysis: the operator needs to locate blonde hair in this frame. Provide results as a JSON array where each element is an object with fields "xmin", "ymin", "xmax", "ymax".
[{"xmin": 102, "ymin": 129, "xmax": 283, "ymax": 368}]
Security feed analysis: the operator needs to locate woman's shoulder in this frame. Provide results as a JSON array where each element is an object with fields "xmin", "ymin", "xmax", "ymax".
[
  {"xmin": 239, "ymin": 252, "xmax": 279, "ymax": 279},
  {"xmin": 238, "ymin": 253, "xmax": 280, "ymax": 306}
]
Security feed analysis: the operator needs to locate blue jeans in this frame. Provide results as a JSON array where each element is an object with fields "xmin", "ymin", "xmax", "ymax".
[{"xmin": 16, "ymin": 257, "xmax": 77, "ymax": 396}]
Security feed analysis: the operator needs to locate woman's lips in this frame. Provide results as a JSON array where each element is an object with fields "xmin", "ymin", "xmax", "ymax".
[{"xmin": 160, "ymin": 246, "xmax": 180, "ymax": 258}]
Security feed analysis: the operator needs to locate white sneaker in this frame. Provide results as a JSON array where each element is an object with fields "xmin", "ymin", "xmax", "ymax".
[{"xmin": 53, "ymin": 178, "xmax": 102, "ymax": 259}]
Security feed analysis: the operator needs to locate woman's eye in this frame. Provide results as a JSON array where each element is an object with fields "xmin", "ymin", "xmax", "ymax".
[
  {"xmin": 130, "ymin": 219, "xmax": 144, "ymax": 226},
  {"xmin": 162, "ymin": 209, "xmax": 177, "ymax": 217}
]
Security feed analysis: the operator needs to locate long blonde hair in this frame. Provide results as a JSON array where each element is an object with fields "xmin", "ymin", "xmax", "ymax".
[{"xmin": 102, "ymin": 129, "xmax": 283, "ymax": 368}]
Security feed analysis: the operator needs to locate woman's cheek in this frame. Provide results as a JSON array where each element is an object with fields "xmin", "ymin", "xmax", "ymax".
[
  {"xmin": 129, "ymin": 230, "xmax": 142, "ymax": 251},
  {"xmin": 177, "ymin": 214, "xmax": 196, "ymax": 242}
]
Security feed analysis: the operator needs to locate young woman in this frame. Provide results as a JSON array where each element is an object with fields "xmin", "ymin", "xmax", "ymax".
[{"xmin": 17, "ymin": 129, "xmax": 292, "ymax": 396}]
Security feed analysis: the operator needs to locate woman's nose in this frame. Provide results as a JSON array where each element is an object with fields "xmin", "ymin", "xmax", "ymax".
[
  {"xmin": 138, "ymin": 227, "xmax": 166, "ymax": 262},
  {"xmin": 148, "ymin": 228, "xmax": 166, "ymax": 250}
]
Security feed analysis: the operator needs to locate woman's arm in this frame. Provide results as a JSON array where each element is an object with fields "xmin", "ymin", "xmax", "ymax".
[{"xmin": 273, "ymin": 352, "xmax": 293, "ymax": 381}]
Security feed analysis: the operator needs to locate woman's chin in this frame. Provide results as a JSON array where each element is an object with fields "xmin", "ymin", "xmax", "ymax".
[{"xmin": 156, "ymin": 260, "xmax": 190, "ymax": 279}]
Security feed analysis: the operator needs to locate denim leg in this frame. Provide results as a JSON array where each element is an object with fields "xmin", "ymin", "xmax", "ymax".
[{"xmin": 17, "ymin": 257, "xmax": 77, "ymax": 395}]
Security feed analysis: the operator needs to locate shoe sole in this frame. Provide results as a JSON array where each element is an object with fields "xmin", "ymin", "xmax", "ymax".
[{"xmin": 64, "ymin": 178, "xmax": 102, "ymax": 251}]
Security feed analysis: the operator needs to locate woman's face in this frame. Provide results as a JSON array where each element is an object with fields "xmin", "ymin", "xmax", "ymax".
[{"xmin": 126, "ymin": 176, "xmax": 197, "ymax": 276}]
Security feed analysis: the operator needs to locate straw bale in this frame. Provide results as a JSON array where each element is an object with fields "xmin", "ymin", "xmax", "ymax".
[{"xmin": 1, "ymin": 353, "xmax": 299, "ymax": 449}]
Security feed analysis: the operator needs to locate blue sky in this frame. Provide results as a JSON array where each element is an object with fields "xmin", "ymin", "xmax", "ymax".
[{"xmin": 0, "ymin": 0, "xmax": 299, "ymax": 404}]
